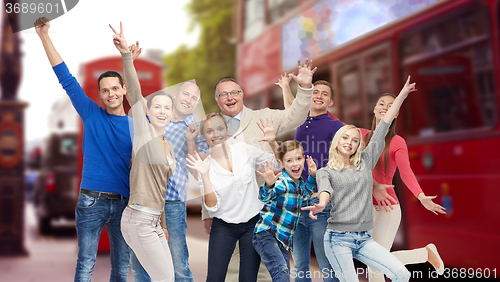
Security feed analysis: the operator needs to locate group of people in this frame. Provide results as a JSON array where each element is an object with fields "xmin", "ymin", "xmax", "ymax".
[{"xmin": 35, "ymin": 17, "xmax": 447, "ymax": 282}]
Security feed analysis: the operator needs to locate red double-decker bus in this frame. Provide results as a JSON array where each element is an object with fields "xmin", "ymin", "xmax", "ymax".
[
  {"xmin": 235, "ymin": 0, "xmax": 500, "ymax": 271},
  {"xmin": 80, "ymin": 56, "xmax": 163, "ymax": 251}
]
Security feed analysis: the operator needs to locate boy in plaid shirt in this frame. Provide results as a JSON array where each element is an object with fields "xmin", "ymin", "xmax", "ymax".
[{"xmin": 253, "ymin": 140, "xmax": 317, "ymax": 282}]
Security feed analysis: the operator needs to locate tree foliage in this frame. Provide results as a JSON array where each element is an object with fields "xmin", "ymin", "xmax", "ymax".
[{"xmin": 163, "ymin": 0, "xmax": 236, "ymax": 113}]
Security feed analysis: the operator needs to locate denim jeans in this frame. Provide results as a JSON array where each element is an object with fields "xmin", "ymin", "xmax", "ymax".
[
  {"xmin": 74, "ymin": 193, "xmax": 130, "ymax": 282},
  {"xmin": 131, "ymin": 250, "xmax": 151, "ymax": 282},
  {"xmin": 207, "ymin": 215, "xmax": 261, "ymax": 282},
  {"xmin": 253, "ymin": 230, "xmax": 291, "ymax": 282},
  {"xmin": 292, "ymin": 197, "xmax": 338, "ymax": 282},
  {"xmin": 323, "ymin": 230, "xmax": 410, "ymax": 282}
]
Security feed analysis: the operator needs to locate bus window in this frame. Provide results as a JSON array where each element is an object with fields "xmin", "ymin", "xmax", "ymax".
[
  {"xmin": 337, "ymin": 59, "xmax": 364, "ymax": 127},
  {"xmin": 270, "ymin": 86, "xmax": 285, "ymax": 110},
  {"xmin": 400, "ymin": 4, "xmax": 497, "ymax": 138},
  {"xmin": 363, "ymin": 45, "xmax": 393, "ymax": 123},
  {"xmin": 245, "ymin": 91, "xmax": 267, "ymax": 110},
  {"xmin": 267, "ymin": 0, "xmax": 300, "ymax": 25},
  {"xmin": 244, "ymin": 0, "xmax": 265, "ymax": 42}
]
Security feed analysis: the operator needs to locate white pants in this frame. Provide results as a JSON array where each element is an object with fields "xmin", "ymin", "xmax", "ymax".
[
  {"xmin": 121, "ymin": 207, "xmax": 174, "ymax": 282},
  {"xmin": 368, "ymin": 204, "xmax": 428, "ymax": 282}
]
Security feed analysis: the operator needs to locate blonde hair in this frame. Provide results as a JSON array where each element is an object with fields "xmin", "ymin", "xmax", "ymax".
[{"xmin": 327, "ymin": 125, "xmax": 364, "ymax": 171}]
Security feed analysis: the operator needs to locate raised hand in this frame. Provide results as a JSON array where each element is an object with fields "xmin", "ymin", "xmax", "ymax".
[
  {"xmin": 301, "ymin": 202, "xmax": 326, "ymax": 220},
  {"xmin": 306, "ymin": 155, "xmax": 317, "ymax": 177},
  {"xmin": 399, "ymin": 75, "xmax": 417, "ymax": 99},
  {"xmin": 185, "ymin": 122, "xmax": 200, "ymax": 141},
  {"xmin": 109, "ymin": 22, "xmax": 129, "ymax": 53},
  {"xmin": 257, "ymin": 161, "xmax": 282, "ymax": 187},
  {"xmin": 275, "ymin": 72, "xmax": 292, "ymax": 89},
  {"xmin": 418, "ymin": 194, "xmax": 447, "ymax": 215},
  {"xmin": 186, "ymin": 152, "xmax": 210, "ymax": 176},
  {"xmin": 34, "ymin": 17, "xmax": 50, "ymax": 36},
  {"xmin": 129, "ymin": 41, "xmax": 142, "ymax": 61},
  {"xmin": 257, "ymin": 118, "xmax": 275, "ymax": 143},
  {"xmin": 289, "ymin": 59, "xmax": 317, "ymax": 89},
  {"xmin": 373, "ymin": 182, "xmax": 396, "ymax": 212}
]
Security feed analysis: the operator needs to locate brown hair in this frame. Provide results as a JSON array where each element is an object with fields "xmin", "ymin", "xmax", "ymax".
[
  {"xmin": 313, "ymin": 80, "xmax": 334, "ymax": 99},
  {"xmin": 277, "ymin": 140, "xmax": 304, "ymax": 162},
  {"xmin": 364, "ymin": 93, "xmax": 397, "ymax": 179},
  {"xmin": 199, "ymin": 112, "xmax": 228, "ymax": 133}
]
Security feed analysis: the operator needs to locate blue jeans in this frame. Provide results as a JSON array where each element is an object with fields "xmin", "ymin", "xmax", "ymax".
[
  {"xmin": 292, "ymin": 197, "xmax": 338, "ymax": 282},
  {"xmin": 253, "ymin": 230, "xmax": 290, "ymax": 282},
  {"xmin": 324, "ymin": 230, "xmax": 410, "ymax": 282},
  {"xmin": 74, "ymin": 193, "xmax": 130, "ymax": 282},
  {"xmin": 207, "ymin": 215, "xmax": 261, "ymax": 282},
  {"xmin": 130, "ymin": 250, "xmax": 151, "ymax": 282},
  {"xmin": 131, "ymin": 201, "xmax": 194, "ymax": 282}
]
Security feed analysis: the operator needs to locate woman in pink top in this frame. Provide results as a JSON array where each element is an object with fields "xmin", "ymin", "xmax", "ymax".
[{"xmin": 364, "ymin": 93, "xmax": 447, "ymax": 282}]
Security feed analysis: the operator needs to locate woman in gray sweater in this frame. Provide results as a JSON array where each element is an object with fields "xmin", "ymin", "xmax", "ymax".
[{"xmin": 302, "ymin": 76, "xmax": 416, "ymax": 282}]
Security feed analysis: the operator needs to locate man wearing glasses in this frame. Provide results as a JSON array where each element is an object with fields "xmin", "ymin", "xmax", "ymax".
[{"xmin": 204, "ymin": 60, "xmax": 317, "ymax": 281}]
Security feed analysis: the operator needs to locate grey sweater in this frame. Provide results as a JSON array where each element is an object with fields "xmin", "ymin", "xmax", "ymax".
[{"xmin": 317, "ymin": 120, "xmax": 390, "ymax": 232}]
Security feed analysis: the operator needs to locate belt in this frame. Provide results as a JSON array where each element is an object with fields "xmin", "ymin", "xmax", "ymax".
[{"xmin": 80, "ymin": 188, "xmax": 125, "ymax": 200}]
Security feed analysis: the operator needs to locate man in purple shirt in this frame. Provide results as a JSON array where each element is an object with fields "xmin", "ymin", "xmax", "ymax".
[{"xmin": 279, "ymin": 79, "xmax": 342, "ymax": 282}]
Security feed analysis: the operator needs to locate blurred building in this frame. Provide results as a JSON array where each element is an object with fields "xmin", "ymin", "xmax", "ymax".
[{"xmin": 234, "ymin": 0, "xmax": 500, "ymax": 271}]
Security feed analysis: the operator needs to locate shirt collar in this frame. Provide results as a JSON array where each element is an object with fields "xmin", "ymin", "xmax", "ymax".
[
  {"xmin": 308, "ymin": 113, "xmax": 330, "ymax": 120},
  {"xmin": 281, "ymin": 169, "xmax": 304, "ymax": 186},
  {"xmin": 171, "ymin": 114, "xmax": 195, "ymax": 126},
  {"xmin": 223, "ymin": 111, "xmax": 242, "ymax": 122}
]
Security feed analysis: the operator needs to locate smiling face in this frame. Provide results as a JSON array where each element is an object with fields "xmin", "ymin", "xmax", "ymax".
[
  {"xmin": 99, "ymin": 77, "xmax": 125, "ymax": 110},
  {"xmin": 278, "ymin": 148, "xmax": 305, "ymax": 182},
  {"xmin": 310, "ymin": 84, "xmax": 334, "ymax": 115},
  {"xmin": 147, "ymin": 95, "xmax": 173, "ymax": 131},
  {"xmin": 337, "ymin": 128, "xmax": 361, "ymax": 159},
  {"xmin": 373, "ymin": 95, "xmax": 395, "ymax": 123},
  {"xmin": 201, "ymin": 116, "xmax": 228, "ymax": 147},
  {"xmin": 215, "ymin": 81, "xmax": 244, "ymax": 118},
  {"xmin": 173, "ymin": 82, "xmax": 200, "ymax": 119}
]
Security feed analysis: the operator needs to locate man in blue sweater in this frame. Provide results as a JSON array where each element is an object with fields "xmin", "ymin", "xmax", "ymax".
[{"xmin": 35, "ymin": 18, "xmax": 133, "ymax": 282}]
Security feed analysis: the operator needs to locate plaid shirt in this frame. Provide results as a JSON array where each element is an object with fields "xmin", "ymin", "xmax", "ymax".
[
  {"xmin": 254, "ymin": 169, "xmax": 316, "ymax": 250},
  {"xmin": 164, "ymin": 114, "xmax": 208, "ymax": 201}
]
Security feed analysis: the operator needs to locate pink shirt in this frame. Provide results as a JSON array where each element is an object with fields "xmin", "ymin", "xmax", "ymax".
[{"xmin": 361, "ymin": 129, "xmax": 423, "ymax": 205}]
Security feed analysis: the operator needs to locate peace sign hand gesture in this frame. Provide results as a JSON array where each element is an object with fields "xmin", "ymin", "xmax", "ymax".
[{"xmin": 109, "ymin": 22, "xmax": 129, "ymax": 53}]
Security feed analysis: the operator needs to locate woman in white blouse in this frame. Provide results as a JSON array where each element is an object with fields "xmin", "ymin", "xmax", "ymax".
[{"xmin": 187, "ymin": 112, "xmax": 277, "ymax": 282}]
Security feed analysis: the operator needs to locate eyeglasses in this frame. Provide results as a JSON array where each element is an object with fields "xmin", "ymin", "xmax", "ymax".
[{"xmin": 216, "ymin": 90, "xmax": 242, "ymax": 99}]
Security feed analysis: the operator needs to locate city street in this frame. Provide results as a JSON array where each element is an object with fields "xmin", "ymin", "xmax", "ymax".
[
  {"xmin": 0, "ymin": 202, "xmax": 326, "ymax": 282},
  {"xmin": 0, "ymin": 202, "xmax": 210, "ymax": 282}
]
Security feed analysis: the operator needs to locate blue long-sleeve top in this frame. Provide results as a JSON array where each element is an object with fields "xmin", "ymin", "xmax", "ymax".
[{"xmin": 53, "ymin": 62, "xmax": 132, "ymax": 197}]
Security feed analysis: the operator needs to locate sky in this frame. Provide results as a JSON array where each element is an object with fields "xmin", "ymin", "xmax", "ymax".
[{"xmin": 8, "ymin": 0, "xmax": 199, "ymax": 142}]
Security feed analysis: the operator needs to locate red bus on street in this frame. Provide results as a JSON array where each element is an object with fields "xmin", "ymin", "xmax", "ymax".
[{"xmin": 235, "ymin": 0, "xmax": 500, "ymax": 271}]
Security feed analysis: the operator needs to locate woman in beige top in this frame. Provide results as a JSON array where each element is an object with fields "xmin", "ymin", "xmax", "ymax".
[{"xmin": 110, "ymin": 23, "xmax": 175, "ymax": 282}]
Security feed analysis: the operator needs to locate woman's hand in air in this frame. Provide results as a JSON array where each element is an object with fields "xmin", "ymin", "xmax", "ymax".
[{"xmin": 186, "ymin": 152, "xmax": 210, "ymax": 176}]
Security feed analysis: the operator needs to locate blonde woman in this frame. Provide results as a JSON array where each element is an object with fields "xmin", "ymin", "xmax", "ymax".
[{"xmin": 303, "ymin": 77, "xmax": 416, "ymax": 282}]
